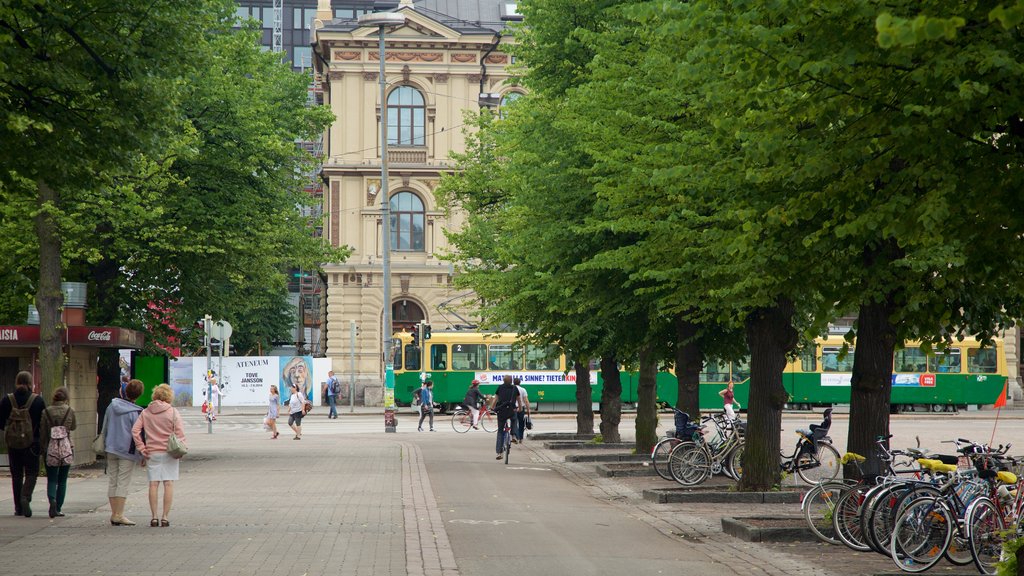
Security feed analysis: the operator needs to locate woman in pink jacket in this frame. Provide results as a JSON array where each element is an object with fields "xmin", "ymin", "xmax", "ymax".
[{"xmin": 131, "ymin": 384, "xmax": 186, "ymax": 527}]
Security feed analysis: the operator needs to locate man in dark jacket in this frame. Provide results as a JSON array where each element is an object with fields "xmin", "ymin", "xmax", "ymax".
[
  {"xmin": 0, "ymin": 371, "xmax": 47, "ymax": 517},
  {"xmin": 490, "ymin": 375, "xmax": 520, "ymax": 460}
]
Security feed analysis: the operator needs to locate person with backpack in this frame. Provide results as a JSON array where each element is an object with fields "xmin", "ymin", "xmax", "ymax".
[
  {"xmin": 326, "ymin": 370, "xmax": 340, "ymax": 419},
  {"xmin": 0, "ymin": 370, "xmax": 46, "ymax": 517},
  {"xmin": 41, "ymin": 386, "xmax": 77, "ymax": 518},
  {"xmin": 490, "ymin": 375, "xmax": 520, "ymax": 460}
]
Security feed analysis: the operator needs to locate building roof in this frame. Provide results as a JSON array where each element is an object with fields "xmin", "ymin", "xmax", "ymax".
[{"xmin": 321, "ymin": 0, "xmax": 512, "ymax": 35}]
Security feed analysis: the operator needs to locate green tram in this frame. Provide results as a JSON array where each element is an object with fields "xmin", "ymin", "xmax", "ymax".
[{"xmin": 392, "ymin": 332, "xmax": 1008, "ymax": 413}]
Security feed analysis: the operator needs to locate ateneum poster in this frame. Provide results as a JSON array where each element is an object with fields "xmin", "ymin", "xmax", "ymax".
[{"xmin": 163, "ymin": 356, "xmax": 332, "ymax": 407}]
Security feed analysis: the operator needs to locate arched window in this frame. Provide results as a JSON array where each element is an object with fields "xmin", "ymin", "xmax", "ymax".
[
  {"xmin": 390, "ymin": 192, "xmax": 424, "ymax": 251},
  {"xmin": 387, "ymin": 86, "xmax": 425, "ymax": 146},
  {"xmin": 499, "ymin": 91, "xmax": 523, "ymax": 119}
]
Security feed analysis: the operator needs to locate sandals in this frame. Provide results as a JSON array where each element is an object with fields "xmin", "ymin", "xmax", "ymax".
[
  {"xmin": 160, "ymin": 519, "xmax": 170, "ymax": 527},
  {"xmin": 150, "ymin": 518, "xmax": 159, "ymax": 527}
]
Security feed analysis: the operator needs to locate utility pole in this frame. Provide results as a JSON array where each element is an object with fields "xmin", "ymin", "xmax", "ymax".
[{"xmin": 350, "ymin": 320, "xmax": 357, "ymax": 413}]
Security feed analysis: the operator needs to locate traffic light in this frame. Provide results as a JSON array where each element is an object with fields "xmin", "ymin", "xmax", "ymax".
[{"xmin": 423, "ymin": 323, "xmax": 431, "ymax": 340}]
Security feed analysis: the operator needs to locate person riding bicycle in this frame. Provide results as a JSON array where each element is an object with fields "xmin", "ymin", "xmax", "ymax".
[
  {"xmin": 463, "ymin": 380, "xmax": 486, "ymax": 430},
  {"xmin": 490, "ymin": 375, "xmax": 520, "ymax": 460}
]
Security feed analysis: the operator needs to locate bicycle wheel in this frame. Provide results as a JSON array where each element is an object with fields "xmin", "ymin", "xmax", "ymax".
[
  {"xmin": 480, "ymin": 410, "xmax": 497, "ymax": 433},
  {"xmin": 802, "ymin": 481, "xmax": 849, "ymax": 545},
  {"xmin": 725, "ymin": 442, "xmax": 744, "ymax": 480},
  {"xmin": 796, "ymin": 442, "xmax": 841, "ymax": 484},
  {"xmin": 651, "ymin": 437, "xmax": 680, "ymax": 481},
  {"xmin": 945, "ymin": 531, "xmax": 974, "ymax": 566},
  {"xmin": 966, "ymin": 497, "xmax": 1006, "ymax": 575},
  {"xmin": 859, "ymin": 483, "xmax": 898, "ymax": 554},
  {"xmin": 451, "ymin": 410, "xmax": 471, "ymax": 433},
  {"xmin": 668, "ymin": 441, "xmax": 711, "ymax": 486},
  {"xmin": 890, "ymin": 496, "xmax": 953, "ymax": 573},
  {"xmin": 504, "ymin": 428, "xmax": 511, "ymax": 465},
  {"xmin": 833, "ymin": 484, "xmax": 872, "ymax": 552},
  {"xmin": 864, "ymin": 483, "xmax": 937, "ymax": 556}
]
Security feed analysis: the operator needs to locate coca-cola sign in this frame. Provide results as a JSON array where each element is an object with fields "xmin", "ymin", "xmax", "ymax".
[
  {"xmin": 87, "ymin": 330, "xmax": 113, "ymax": 342},
  {"xmin": 0, "ymin": 325, "xmax": 142, "ymax": 349}
]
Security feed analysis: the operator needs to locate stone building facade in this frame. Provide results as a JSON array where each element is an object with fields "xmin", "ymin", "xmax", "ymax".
[{"xmin": 312, "ymin": 1, "xmax": 519, "ymax": 403}]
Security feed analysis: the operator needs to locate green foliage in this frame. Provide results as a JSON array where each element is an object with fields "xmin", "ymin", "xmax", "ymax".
[
  {"xmin": 0, "ymin": 3, "xmax": 344, "ymax": 354},
  {"xmin": 996, "ymin": 534, "xmax": 1023, "ymax": 576}
]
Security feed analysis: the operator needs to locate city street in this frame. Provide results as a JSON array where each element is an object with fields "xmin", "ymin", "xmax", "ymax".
[{"xmin": 0, "ymin": 407, "xmax": 1021, "ymax": 575}]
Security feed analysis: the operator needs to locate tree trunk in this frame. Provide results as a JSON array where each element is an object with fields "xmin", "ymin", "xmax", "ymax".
[
  {"xmin": 846, "ymin": 297, "xmax": 898, "ymax": 480},
  {"xmin": 674, "ymin": 315, "xmax": 703, "ymax": 419},
  {"xmin": 739, "ymin": 298, "xmax": 797, "ymax": 491},
  {"xmin": 635, "ymin": 344, "xmax": 659, "ymax": 454},
  {"xmin": 599, "ymin": 355, "xmax": 622, "ymax": 443},
  {"xmin": 572, "ymin": 353, "xmax": 594, "ymax": 435},
  {"xmin": 35, "ymin": 179, "xmax": 65, "ymax": 401}
]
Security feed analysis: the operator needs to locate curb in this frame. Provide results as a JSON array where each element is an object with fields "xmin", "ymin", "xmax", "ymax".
[
  {"xmin": 543, "ymin": 441, "xmax": 635, "ymax": 450},
  {"xmin": 644, "ymin": 488, "xmax": 802, "ymax": 504},
  {"xmin": 564, "ymin": 453, "xmax": 646, "ymax": 463},
  {"xmin": 721, "ymin": 516, "xmax": 814, "ymax": 542},
  {"xmin": 595, "ymin": 463, "xmax": 658, "ymax": 477}
]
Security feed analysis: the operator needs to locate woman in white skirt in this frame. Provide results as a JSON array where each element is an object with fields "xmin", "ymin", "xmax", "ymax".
[{"xmin": 132, "ymin": 384, "xmax": 186, "ymax": 527}]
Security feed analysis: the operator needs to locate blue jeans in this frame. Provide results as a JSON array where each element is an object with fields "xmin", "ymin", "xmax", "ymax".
[
  {"xmin": 328, "ymin": 394, "xmax": 337, "ymax": 418},
  {"xmin": 495, "ymin": 411, "xmax": 514, "ymax": 454},
  {"xmin": 45, "ymin": 465, "xmax": 70, "ymax": 511},
  {"xmin": 514, "ymin": 411, "xmax": 526, "ymax": 441}
]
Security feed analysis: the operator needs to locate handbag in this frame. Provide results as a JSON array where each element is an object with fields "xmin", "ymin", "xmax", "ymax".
[
  {"xmin": 91, "ymin": 430, "xmax": 105, "ymax": 454},
  {"xmin": 524, "ymin": 414, "xmax": 533, "ymax": 430},
  {"xmin": 166, "ymin": 434, "xmax": 187, "ymax": 459},
  {"xmin": 302, "ymin": 400, "xmax": 313, "ymax": 415}
]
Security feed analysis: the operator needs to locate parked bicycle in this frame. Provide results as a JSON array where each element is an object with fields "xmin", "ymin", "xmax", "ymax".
[
  {"xmin": 666, "ymin": 411, "xmax": 745, "ymax": 486},
  {"xmin": 778, "ymin": 408, "xmax": 840, "ymax": 484}
]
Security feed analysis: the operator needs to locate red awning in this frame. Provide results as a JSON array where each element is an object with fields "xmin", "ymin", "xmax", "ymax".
[{"xmin": 0, "ymin": 325, "xmax": 144, "ymax": 349}]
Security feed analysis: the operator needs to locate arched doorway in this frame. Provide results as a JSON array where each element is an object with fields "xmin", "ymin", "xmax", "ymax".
[{"xmin": 392, "ymin": 298, "xmax": 424, "ymax": 335}]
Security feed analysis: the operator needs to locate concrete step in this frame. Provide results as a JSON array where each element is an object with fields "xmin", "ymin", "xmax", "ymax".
[
  {"xmin": 595, "ymin": 462, "xmax": 657, "ymax": 477},
  {"xmin": 543, "ymin": 441, "xmax": 635, "ymax": 450},
  {"xmin": 643, "ymin": 487, "xmax": 802, "ymax": 504},
  {"xmin": 564, "ymin": 453, "xmax": 646, "ymax": 463}
]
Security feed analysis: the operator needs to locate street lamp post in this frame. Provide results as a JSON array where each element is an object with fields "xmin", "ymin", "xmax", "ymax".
[{"xmin": 358, "ymin": 11, "xmax": 406, "ymax": 433}]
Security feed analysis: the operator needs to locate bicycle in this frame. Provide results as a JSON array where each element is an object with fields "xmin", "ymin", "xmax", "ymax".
[
  {"xmin": 779, "ymin": 408, "xmax": 841, "ymax": 484},
  {"xmin": 502, "ymin": 416, "xmax": 512, "ymax": 464},
  {"xmin": 667, "ymin": 412, "xmax": 745, "ymax": 486},
  {"xmin": 451, "ymin": 405, "xmax": 497, "ymax": 433},
  {"xmin": 650, "ymin": 408, "xmax": 702, "ymax": 481}
]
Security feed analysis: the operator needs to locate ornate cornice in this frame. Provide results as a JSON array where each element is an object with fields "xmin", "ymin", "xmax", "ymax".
[
  {"xmin": 451, "ymin": 53, "xmax": 477, "ymax": 63},
  {"xmin": 368, "ymin": 52, "xmax": 443, "ymax": 63},
  {"xmin": 333, "ymin": 50, "xmax": 361, "ymax": 61}
]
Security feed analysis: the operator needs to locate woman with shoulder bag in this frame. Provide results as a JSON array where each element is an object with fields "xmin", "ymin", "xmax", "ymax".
[
  {"xmin": 132, "ymin": 384, "xmax": 186, "ymax": 528},
  {"xmin": 41, "ymin": 387, "xmax": 77, "ymax": 519},
  {"xmin": 287, "ymin": 383, "xmax": 305, "ymax": 440}
]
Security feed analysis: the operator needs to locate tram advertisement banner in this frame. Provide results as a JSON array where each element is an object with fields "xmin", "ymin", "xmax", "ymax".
[
  {"xmin": 473, "ymin": 371, "xmax": 596, "ymax": 385},
  {"xmin": 161, "ymin": 356, "xmax": 333, "ymax": 407}
]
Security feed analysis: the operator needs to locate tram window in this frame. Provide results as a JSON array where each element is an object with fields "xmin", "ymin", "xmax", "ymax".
[
  {"xmin": 488, "ymin": 344, "xmax": 522, "ymax": 370},
  {"xmin": 800, "ymin": 350, "xmax": 816, "ymax": 372},
  {"xmin": 929, "ymin": 349, "xmax": 961, "ymax": 373},
  {"xmin": 452, "ymin": 344, "xmax": 486, "ymax": 371},
  {"xmin": 968, "ymin": 348, "xmax": 997, "ymax": 373},
  {"xmin": 731, "ymin": 358, "xmax": 750, "ymax": 382},
  {"xmin": 525, "ymin": 345, "xmax": 559, "ymax": 370},
  {"xmin": 700, "ymin": 360, "xmax": 729, "ymax": 383},
  {"xmin": 404, "ymin": 344, "xmax": 421, "ymax": 371},
  {"xmin": 392, "ymin": 344, "xmax": 402, "ymax": 369},
  {"xmin": 822, "ymin": 347, "xmax": 855, "ymax": 372},
  {"xmin": 894, "ymin": 348, "xmax": 927, "ymax": 373},
  {"xmin": 430, "ymin": 344, "xmax": 447, "ymax": 371}
]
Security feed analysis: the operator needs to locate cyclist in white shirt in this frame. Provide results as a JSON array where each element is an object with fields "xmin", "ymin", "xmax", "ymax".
[{"xmin": 512, "ymin": 377, "xmax": 530, "ymax": 443}]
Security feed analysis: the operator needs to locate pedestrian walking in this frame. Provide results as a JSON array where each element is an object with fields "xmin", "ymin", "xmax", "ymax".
[
  {"xmin": 265, "ymin": 385, "xmax": 280, "ymax": 439},
  {"xmin": 0, "ymin": 371, "xmax": 46, "ymax": 517},
  {"xmin": 513, "ymin": 377, "xmax": 530, "ymax": 443},
  {"xmin": 41, "ymin": 387, "xmax": 77, "ymax": 518},
  {"xmin": 326, "ymin": 370, "xmax": 340, "ymax": 419},
  {"xmin": 417, "ymin": 380, "xmax": 435, "ymax": 432},
  {"xmin": 719, "ymin": 381, "xmax": 740, "ymax": 422},
  {"xmin": 491, "ymin": 375, "xmax": 520, "ymax": 460},
  {"xmin": 287, "ymin": 383, "xmax": 305, "ymax": 439},
  {"xmin": 463, "ymin": 380, "xmax": 486, "ymax": 429},
  {"xmin": 102, "ymin": 378, "xmax": 145, "ymax": 526},
  {"xmin": 132, "ymin": 384, "xmax": 186, "ymax": 527}
]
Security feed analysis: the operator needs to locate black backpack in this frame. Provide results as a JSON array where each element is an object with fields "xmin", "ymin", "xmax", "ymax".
[{"xmin": 5, "ymin": 393, "xmax": 37, "ymax": 450}]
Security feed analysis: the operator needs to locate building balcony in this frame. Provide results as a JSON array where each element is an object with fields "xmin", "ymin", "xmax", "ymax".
[{"xmin": 388, "ymin": 148, "xmax": 428, "ymax": 164}]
